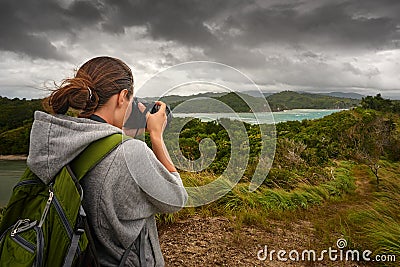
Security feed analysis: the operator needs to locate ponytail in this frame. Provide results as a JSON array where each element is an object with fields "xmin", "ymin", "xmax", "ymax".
[{"xmin": 44, "ymin": 56, "xmax": 133, "ymax": 118}]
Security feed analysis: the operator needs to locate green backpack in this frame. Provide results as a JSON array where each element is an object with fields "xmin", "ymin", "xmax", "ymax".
[{"xmin": 0, "ymin": 133, "xmax": 130, "ymax": 267}]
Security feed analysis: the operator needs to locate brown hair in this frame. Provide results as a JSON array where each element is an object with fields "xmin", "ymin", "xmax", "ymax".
[{"xmin": 45, "ymin": 56, "xmax": 134, "ymax": 118}]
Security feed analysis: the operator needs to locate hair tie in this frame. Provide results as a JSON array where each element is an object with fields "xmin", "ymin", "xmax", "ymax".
[{"xmin": 87, "ymin": 87, "xmax": 93, "ymax": 100}]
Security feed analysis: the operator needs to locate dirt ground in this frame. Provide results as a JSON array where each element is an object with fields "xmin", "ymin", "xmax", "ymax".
[{"xmin": 158, "ymin": 216, "xmax": 371, "ymax": 267}]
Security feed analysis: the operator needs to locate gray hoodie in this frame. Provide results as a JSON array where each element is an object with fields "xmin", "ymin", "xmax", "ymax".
[{"xmin": 27, "ymin": 111, "xmax": 188, "ymax": 266}]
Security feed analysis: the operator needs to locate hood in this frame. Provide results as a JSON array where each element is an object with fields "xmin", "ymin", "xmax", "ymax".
[{"xmin": 27, "ymin": 111, "xmax": 122, "ymax": 184}]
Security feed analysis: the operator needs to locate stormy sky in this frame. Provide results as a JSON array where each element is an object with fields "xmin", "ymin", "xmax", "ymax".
[{"xmin": 0, "ymin": 0, "xmax": 399, "ymax": 99}]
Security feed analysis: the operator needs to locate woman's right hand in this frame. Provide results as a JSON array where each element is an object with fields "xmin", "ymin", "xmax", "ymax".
[
  {"xmin": 141, "ymin": 101, "xmax": 167, "ymax": 136},
  {"xmin": 139, "ymin": 101, "xmax": 176, "ymax": 172}
]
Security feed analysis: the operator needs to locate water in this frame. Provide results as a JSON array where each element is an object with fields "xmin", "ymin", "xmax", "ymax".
[
  {"xmin": 0, "ymin": 109, "xmax": 342, "ymax": 207},
  {"xmin": 174, "ymin": 109, "xmax": 343, "ymax": 124},
  {"xmin": 0, "ymin": 160, "xmax": 26, "ymax": 206}
]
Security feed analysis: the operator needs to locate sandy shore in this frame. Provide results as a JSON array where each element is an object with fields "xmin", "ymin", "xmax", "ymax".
[{"xmin": 0, "ymin": 155, "xmax": 27, "ymax": 160}]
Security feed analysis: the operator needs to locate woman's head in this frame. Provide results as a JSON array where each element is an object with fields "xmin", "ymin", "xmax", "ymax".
[{"xmin": 45, "ymin": 56, "xmax": 134, "ymax": 120}]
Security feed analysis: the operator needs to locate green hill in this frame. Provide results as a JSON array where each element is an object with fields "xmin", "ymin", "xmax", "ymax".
[
  {"xmin": 265, "ymin": 91, "xmax": 360, "ymax": 110},
  {"xmin": 0, "ymin": 96, "xmax": 43, "ymax": 134},
  {"xmin": 319, "ymin": 91, "xmax": 364, "ymax": 99},
  {"xmin": 158, "ymin": 92, "xmax": 269, "ymax": 113},
  {"xmin": 147, "ymin": 90, "xmax": 361, "ymax": 112},
  {"xmin": 0, "ymin": 125, "xmax": 31, "ymax": 155}
]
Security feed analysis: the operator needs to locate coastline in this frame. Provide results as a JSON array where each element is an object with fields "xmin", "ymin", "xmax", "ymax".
[
  {"xmin": 173, "ymin": 108, "xmax": 349, "ymax": 114},
  {"xmin": 0, "ymin": 155, "xmax": 27, "ymax": 160}
]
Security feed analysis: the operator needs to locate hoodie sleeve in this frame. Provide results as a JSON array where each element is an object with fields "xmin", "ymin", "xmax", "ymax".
[{"xmin": 121, "ymin": 139, "xmax": 188, "ymax": 213}]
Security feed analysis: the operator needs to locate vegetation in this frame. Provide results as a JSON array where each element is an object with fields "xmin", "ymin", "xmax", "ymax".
[
  {"xmin": 0, "ymin": 96, "xmax": 43, "ymax": 134},
  {"xmin": 157, "ymin": 90, "xmax": 361, "ymax": 112},
  {"xmin": 0, "ymin": 97, "xmax": 43, "ymax": 155},
  {"xmin": 157, "ymin": 94, "xmax": 400, "ymax": 265},
  {"xmin": 165, "ymin": 92, "xmax": 270, "ymax": 113},
  {"xmin": 0, "ymin": 125, "xmax": 31, "ymax": 155},
  {"xmin": 1, "ymin": 93, "xmax": 399, "ymax": 265},
  {"xmin": 361, "ymin": 93, "xmax": 400, "ymax": 114},
  {"xmin": 265, "ymin": 90, "xmax": 360, "ymax": 110},
  {"xmin": 346, "ymin": 161, "xmax": 400, "ymax": 261},
  {"xmin": 153, "ymin": 102, "xmax": 398, "ymax": 192}
]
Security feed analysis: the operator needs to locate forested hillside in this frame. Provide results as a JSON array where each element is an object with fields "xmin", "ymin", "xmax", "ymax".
[
  {"xmin": 157, "ymin": 90, "xmax": 361, "ymax": 112},
  {"xmin": 265, "ymin": 91, "xmax": 360, "ymax": 110},
  {"xmin": 159, "ymin": 102, "xmax": 399, "ymax": 188},
  {"xmin": 166, "ymin": 92, "xmax": 269, "ymax": 112},
  {"xmin": 0, "ymin": 97, "xmax": 43, "ymax": 154},
  {"xmin": 0, "ymin": 97, "xmax": 43, "ymax": 134},
  {"xmin": 0, "ymin": 94, "xmax": 396, "ymax": 156}
]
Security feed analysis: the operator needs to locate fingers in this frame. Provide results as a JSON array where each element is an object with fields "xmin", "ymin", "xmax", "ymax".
[
  {"xmin": 145, "ymin": 101, "xmax": 168, "ymax": 135},
  {"xmin": 154, "ymin": 101, "xmax": 167, "ymax": 113},
  {"xmin": 140, "ymin": 101, "xmax": 166, "ymax": 114}
]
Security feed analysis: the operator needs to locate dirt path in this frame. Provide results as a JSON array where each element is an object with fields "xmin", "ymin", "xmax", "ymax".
[
  {"xmin": 158, "ymin": 215, "xmax": 369, "ymax": 267},
  {"xmin": 158, "ymin": 165, "xmax": 376, "ymax": 267}
]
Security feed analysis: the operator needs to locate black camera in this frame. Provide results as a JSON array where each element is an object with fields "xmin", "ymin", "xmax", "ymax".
[{"xmin": 124, "ymin": 97, "xmax": 172, "ymax": 129}]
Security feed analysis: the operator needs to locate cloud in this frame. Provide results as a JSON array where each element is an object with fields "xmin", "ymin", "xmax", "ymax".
[
  {"xmin": 2, "ymin": 0, "xmax": 399, "ymax": 60},
  {"xmin": 99, "ymin": 0, "xmax": 242, "ymax": 45},
  {"xmin": 0, "ymin": 0, "xmax": 399, "ymax": 99},
  {"xmin": 0, "ymin": 0, "xmax": 102, "ymax": 60},
  {"xmin": 220, "ymin": 0, "xmax": 400, "ymax": 52}
]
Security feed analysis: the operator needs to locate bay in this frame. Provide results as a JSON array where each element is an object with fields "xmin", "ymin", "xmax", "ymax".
[
  {"xmin": 0, "ymin": 160, "xmax": 26, "ymax": 206},
  {"xmin": 173, "ymin": 109, "xmax": 343, "ymax": 124}
]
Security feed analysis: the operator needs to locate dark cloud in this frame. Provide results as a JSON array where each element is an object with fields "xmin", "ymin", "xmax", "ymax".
[
  {"xmin": 221, "ymin": 0, "xmax": 400, "ymax": 52},
  {"xmin": 99, "ymin": 0, "xmax": 245, "ymax": 46},
  {"xmin": 203, "ymin": 43, "xmax": 267, "ymax": 69},
  {"xmin": 0, "ymin": 0, "xmax": 102, "ymax": 59},
  {"xmin": 1, "ymin": 0, "xmax": 399, "ymax": 62}
]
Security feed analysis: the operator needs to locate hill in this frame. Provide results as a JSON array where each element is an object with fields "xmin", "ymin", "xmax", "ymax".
[
  {"xmin": 147, "ymin": 90, "xmax": 361, "ymax": 112},
  {"xmin": 154, "ymin": 92, "xmax": 227, "ymax": 104},
  {"xmin": 0, "ymin": 96, "xmax": 43, "ymax": 134},
  {"xmin": 165, "ymin": 92, "xmax": 269, "ymax": 113},
  {"xmin": 318, "ymin": 91, "xmax": 364, "ymax": 99},
  {"xmin": 265, "ymin": 91, "xmax": 360, "ymax": 110}
]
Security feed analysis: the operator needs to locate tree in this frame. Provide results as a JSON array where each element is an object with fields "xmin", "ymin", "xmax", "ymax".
[{"xmin": 351, "ymin": 115, "xmax": 392, "ymax": 186}]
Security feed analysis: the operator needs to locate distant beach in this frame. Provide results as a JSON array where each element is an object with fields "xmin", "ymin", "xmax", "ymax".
[{"xmin": 0, "ymin": 155, "xmax": 27, "ymax": 160}]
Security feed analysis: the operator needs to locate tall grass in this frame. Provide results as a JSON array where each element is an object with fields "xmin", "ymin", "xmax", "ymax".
[
  {"xmin": 157, "ymin": 160, "xmax": 400, "ymax": 266},
  {"xmin": 346, "ymin": 161, "xmax": 400, "ymax": 264},
  {"xmin": 0, "ymin": 207, "xmax": 4, "ymax": 225},
  {"xmin": 156, "ymin": 162, "xmax": 356, "ymax": 226}
]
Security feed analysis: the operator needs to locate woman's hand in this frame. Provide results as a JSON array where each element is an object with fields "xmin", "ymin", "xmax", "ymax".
[
  {"xmin": 144, "ymin": 101, "xmax": 167, "ymax": 136},
  {"xmin": 139, "ymin": 101, "xmax": 176, "ymax": 172}
]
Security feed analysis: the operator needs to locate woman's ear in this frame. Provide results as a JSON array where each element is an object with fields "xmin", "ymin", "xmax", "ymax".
[{"xmin": 117, "ymin": 89, "xmax": 129, "ymax": 106}]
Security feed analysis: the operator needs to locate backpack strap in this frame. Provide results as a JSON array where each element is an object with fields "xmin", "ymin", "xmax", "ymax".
[
  {"xmin": 118, "ymin": 225, "xmax": 147, "ymax": 267},
  {"xmin": 63, "ymin": 133, "xmax": 131, "ymax": 267},
  {"xmin": 69, "ymin": 133, "xmax": 131, "ymax": 181}
]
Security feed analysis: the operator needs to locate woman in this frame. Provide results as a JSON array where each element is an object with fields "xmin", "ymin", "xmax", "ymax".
[{"xmin": 27, "ymin": 56, "xmax": 188, "ymax": 266}]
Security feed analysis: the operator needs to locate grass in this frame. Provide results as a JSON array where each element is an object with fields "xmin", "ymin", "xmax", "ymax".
[
  {"xmin": 286, "ymin": 160, "xmax": 400, "ymax": 266},
  {"xmin": 157, "ymin": 161, "xmax": 356, "ymax": 225},
  {"xmin": 156, "ymin": 160, "xmax": 399, "ymax": 266},
  {"xmin": 1, "ymin": 159, "xmax": 398, "ymax": 266},
  {"xmin": 0, "ymin": 207, "xmax": 4, "ymax": 225},
  {"xmin": 214, "ymin": 162, "xmax": 354, "ymax": 214},
  {"xmin": 344, "ymin": 161, "xmax": 400, "ymax": 264}
]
